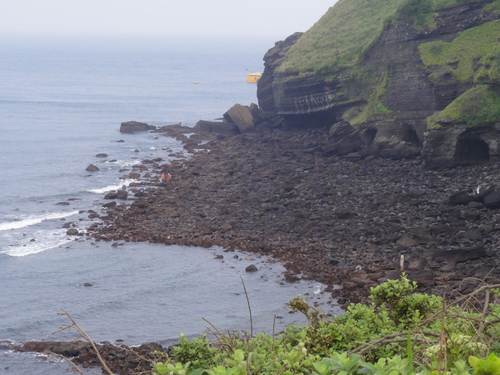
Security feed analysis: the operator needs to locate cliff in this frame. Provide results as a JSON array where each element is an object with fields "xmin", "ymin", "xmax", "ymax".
[{"xmin": 257, "ymin": 0, "xmax": 500, "ymax": 168}]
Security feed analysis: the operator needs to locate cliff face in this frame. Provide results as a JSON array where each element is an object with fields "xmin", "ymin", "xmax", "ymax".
[{"xmin": 257, "ymin": 0, "xmax": 500, "ymax": 168}]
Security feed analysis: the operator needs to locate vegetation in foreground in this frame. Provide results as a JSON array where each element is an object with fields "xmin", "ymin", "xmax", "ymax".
[{"xmin": 147, "ymin": 275, "xmax": 500, "ymax": 375}]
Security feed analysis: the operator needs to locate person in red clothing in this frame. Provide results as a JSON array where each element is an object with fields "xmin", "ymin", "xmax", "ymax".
[{"xmin": 159, "ymin": 172, "xmax": 165, "ymax": 183}]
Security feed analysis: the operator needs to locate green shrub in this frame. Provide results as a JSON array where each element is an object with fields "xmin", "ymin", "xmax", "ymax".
[
  {"xmin": 172, "ymin": 333, "xmax": 217, "ymax": 369},
  {"xmin": 149, "ymin": 276, "xmax": 500, "ymax": 374}
]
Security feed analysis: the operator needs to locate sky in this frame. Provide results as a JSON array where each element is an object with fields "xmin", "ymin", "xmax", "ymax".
[{"xmin": 0, "ymin": 0, "xmax": 336, "ymax": 39}]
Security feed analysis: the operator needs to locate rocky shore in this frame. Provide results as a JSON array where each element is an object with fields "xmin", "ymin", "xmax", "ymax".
[
  {"xmin": 2, "ymin": 340, "xmax": 163, "ymax": 375},
  {"xmin": 15, "ymin": 123, "xmax": 500, "ymax": 375},
  {"xmin": 85, "ymin": 124, "xmax": 500, "ymax": 306}
]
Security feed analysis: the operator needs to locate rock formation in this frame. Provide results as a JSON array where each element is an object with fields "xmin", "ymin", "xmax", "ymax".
[
  {"xmin": 120, "ymin": 121, "xmax": 156, "ymax": 133},
  {"xmin": 256, "ymin": 0, "xmax": 500, "ymax": 169}
]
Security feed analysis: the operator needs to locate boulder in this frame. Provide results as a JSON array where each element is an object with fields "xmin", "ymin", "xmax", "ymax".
[
  {"xmin": 223, "ymin": 104, "xmax": 256, "ymax": 134},
  {"xmin": 324, "ymin": 121, "xmax": 363, "ymax": 156},
  {"xmin": 194, "ymin": 120, "xmax": 239, "ymax": 136},
  {"xmin": 86, "ymin": 164, "xmax": 100, "ymax": 172},
  {"xmin": 464, "ymin": 209, "xmax": 481, "ymax": 221},
  {"xmin": 116, "ymin": 190, "xmax": 128, "ymax": 200},
  {"xmin": 484, "ymin": 191, "xmax": 500, "ymax": 209},
  {"xmin": 66, "ymin": 228, "xmax": 79, "ymax": 236},
  {"xmin": 104, "ymin": 191, "xmax": 118, "ymax": 199},
  {"xmin": 245, "ymin": 264, "xmax": 258, "ymax": 272},
  {"xmin": 120, "ymin": 121, "xmax": 156, "ymax": 133},
  {"xmin": 473, "ymin": 185, "xmax": 495, "ymax": 201},
  {"xmin": 435, "ymin": 246, "xmax": 487, "ymax": 263},
  {"xmin": 448, "ymin": 191, "xmax": 473, "ymax": 205}
]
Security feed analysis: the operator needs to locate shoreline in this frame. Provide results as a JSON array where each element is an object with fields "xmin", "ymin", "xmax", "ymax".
[
  {"xmin": 9, "ymin": 123, "xmax": 500, "ymax": 374},
  {"xmin": 87, "ymin": 124, "xmax": 500, "ymax": 305}
]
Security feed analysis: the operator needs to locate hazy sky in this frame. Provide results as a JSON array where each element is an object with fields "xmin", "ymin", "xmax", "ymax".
[{"xmin": 0, "ymin": 1, "xmax": 336, "ymax": 38}]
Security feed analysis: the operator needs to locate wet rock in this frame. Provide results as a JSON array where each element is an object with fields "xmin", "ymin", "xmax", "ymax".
[
  {"xmin": 86, "ymin": 164, "xmax": 100, "ymax": 172},
  {"xmin": 66, "ymin": 228, "xmax": 79, "ymax": 236},
  {"xmin": 104, "ymin": 191, "xmax": 118, "ymax": 199},
  {"xmin": 245, "ymin": 264, "xmax": 258, "ymax": 272},
  {"xmin": 120, "ymin": 121, "xmax": 156, "ymax": 133},
  {"xmin": 116, "ymin": 190, "xmax": 128, "ymax": 200}
]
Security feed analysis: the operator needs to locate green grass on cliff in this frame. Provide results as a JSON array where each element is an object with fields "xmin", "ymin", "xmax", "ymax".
[
  {"xmin": 418, "ymin": 19, "xmax": 500, "ymax": 82},
  {"xmin": 276, "ymin": 0, "xmax": 408, "ymax": 76},
  {"xmin": 276, "ymin": 0, "xmax": 495, "ymax": 79},
  {"xmin": 427, "ymin": 85, "xmax": 500, "ymax": 128}
]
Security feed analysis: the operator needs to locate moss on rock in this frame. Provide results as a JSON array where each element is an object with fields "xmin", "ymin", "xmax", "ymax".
[
  {"xmin": 418, "ymin": 20, "xmax": 500, "ymax": 82},
  {"xmin": 427, "ymin": 85, "xmax": 500, "ymax": 128}
]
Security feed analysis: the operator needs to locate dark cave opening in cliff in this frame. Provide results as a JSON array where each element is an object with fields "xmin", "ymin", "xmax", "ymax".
[
  {"xmin": 402, "ymin": 127, "xmax": 421, "ymax": 146},
  {"xmin": 455, "ymin": 136, "xmax": 490, "ymax": 165},
  {"xmin": 361, "ymin": 128, "xmax": 378, "ymax": 145}
]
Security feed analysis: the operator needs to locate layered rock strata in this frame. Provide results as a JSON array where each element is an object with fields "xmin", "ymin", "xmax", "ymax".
[{"xmin": 258, "ymin": 0, "xmax": 500, "ymax": 169}]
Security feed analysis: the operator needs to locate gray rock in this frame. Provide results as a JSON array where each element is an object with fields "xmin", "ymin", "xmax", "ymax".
[
  {"xmin": 223, "ymin": 104, "xmax": 256, "ymax": 134},
  {"xmin": 324, "ymin": 121, "xmax": 363, "ymax": 156},
  {"xmin": 484, "ymin": 191, "xmax": 500, "ymax": 209},
  {"xmin": 116, "ymin": 190, "xmax": 128, "ymax": 200},
  {"xmin": 120, "ymin": 121, "xmax": 156, "ymax": 133},
  {"xmin": 448, "ymin": 191, "xmax": 473, "ymax": 205},
  {"xmin": 86, "ymin": 164, "xmax": 100, "ymax": 172},
  {"xmin": 194, "ymin": 120, "xmax": 239, "ymax": 136},
  {"xmin": 104, "ymin": 191, "xmax": 118, "ymax": 199},
  {"xmin": 245, "ymin": 264, "xmax": 258, "ymax": 272}
]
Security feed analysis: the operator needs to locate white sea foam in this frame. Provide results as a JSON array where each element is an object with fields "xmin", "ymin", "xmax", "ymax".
[
  {"xmin": 1, "ymin": 229, "xmax": 73, "ymax": 257},
  {"xmin": 88, "ymin": 179, "xmax": 135, "ymax": 194},
  {"xmin": 0, "ymin": 211, "xmax": 80, "ymax": 232},
  {"xmin": 120, "ymin": 160, "xmax": 141, "ymax": 168}
]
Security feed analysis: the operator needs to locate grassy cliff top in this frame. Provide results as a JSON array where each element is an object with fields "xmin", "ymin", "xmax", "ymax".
[{"xmin": 276, "ymin": 0, "xmax": 484, "ymax": 76}]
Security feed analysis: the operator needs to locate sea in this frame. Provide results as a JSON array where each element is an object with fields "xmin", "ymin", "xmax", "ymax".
[{"xmin": 0, "ymin": 34, "xmax": 340, "ymax": 374}]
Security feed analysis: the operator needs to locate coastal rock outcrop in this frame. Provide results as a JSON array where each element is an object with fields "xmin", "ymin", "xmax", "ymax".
[
  {"xmin": 257, "ymin": 0, "xmax": 500, "ymax": 168},
  {"xmin": 120, "ymin": 121, "xmax": 156, "ymax": 133}
]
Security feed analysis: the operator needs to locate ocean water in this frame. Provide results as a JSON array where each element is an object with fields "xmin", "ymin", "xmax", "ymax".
[{"xmin": 0, "ymin": 35, "xmax": 340, "ymax": 374}]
